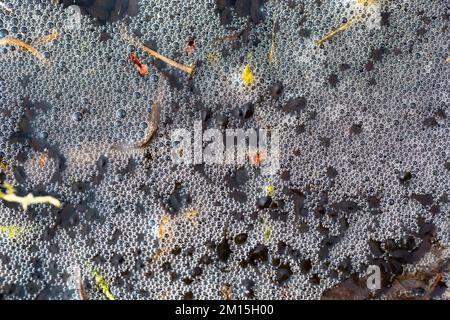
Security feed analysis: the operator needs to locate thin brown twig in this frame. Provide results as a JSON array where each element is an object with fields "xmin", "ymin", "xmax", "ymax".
[
  {"xmin": 122, "ymin": 32, "xmax": 195, "ymax": 75},
  {"xmin": 0, "ymin": 38, "xmax": 48, "ymax": 63},
  {"xmin": 112, "ymin": 86, "xmax": 164, "ymax": 152},
  {"xmin": 315, "ymin": 16, "xmax": 363, "ymax": 46}
]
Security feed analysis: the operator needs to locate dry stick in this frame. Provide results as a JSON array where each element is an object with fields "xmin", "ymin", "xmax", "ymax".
[
  {"xmin": 122, "ymin": 33, "xmax": 195, "ymax": 75},
  {"xmin": 315, "ymin": 16, "xmax": 363, "ymax": 46},
  {"xmin": 0, "ymin": 38, "xmax": 47, "ymax": 62}
]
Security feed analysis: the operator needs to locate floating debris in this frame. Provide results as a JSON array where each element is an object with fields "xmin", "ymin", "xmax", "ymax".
[
  {"xmin": 207, "ymin": 51, "xmax": 222, "ymax": 64},
  {"xmin": 0, "ymin": 182, "xmax": 62, "ymax": 211},
  {"xmin": 356, "ymin": 0, "xmax": 378, "ymax": 5},
  {"xmin": 91, "ymin": 267, "xmax": 115, "ymax": 300},
  {"xmin": 112, "ymin": 86, "xmax": 163, "ymax": 152},
  {"xmin": 0, "ymin": 1, "xmax": 12, "ymax": 13},
  {"xmin": 129, "ymin": 52, "xmax": 149, "ymax": 76},
  {"xmin": 38, "ymin": 150, "xmax": 49, "ymax": 168},
  {"xmin": 268, "ymin": 17, "xmax": 277, "ymax": 65},
  {"xmin": 185, "ymin": 37, "xmax": 196, "ymax": 55},
  {"xmin": 262, "ymin": 217, "xmax": 273, "ymax": 242},
  {"xmin": 242, "ymin": 64, "xmax": 254, "ymax": 86},
  {"xmin": 184, "ymin": 208, "xmax": 199, "ymax": 224},
  {"xmin": 0, "ymin": 38, "xmax": 47, "ymax": 62},
  {"xmin": 0, "ymin": 158, "xmax": 11, "ymax": 176},
  {"xmin": 34, "ymin": 31, "xmax": 60, "ymax": 46},
  {"xmin": 73, "ymin": 265, "xmax": 88, "ymax": 300},
  {"xmin": 266, "ymin": 185, "xmax": 275, "ymax": 197},
  {"xmin": 315, "ymin": 17, "xmax": 362, "ymax": 46},
  {"xmin": 249, "ymin": 149, "xmax": 266, "ymax": 166},
  {"xmin": 0, "ymin": 225, "xmax": 26, "ymax": 239},
  {"xmin": 220, "ymin": 283, "xmax": 233, "ymax": 300},
  {"xmin": 158, "ymin": 214, "xmax": 171, "ymax": 240},
  {"xmin": 213, "ymin": 32, "xmax": 241, "ymax": 44},
  {"xmin": 122, "ymin": 33, "xmax": 195, "ymax": 75}
]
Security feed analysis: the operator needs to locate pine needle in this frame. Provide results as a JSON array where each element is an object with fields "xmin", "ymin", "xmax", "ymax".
[
  {"xmin": 268, "ymin": 17, "xmax": 277, "ymax": 65},
  {"xmin": 0, "ymin": 37, "xmax": 47, "ymax": 62},
  {"xmin": 122, "ymin": 33, "xmax": 195, "ymax": 75},
  {"xmin": 315, "ymin": 16, "xmax": 362, "ymax": 46}
]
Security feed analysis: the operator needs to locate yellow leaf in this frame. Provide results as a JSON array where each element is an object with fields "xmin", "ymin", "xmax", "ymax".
[
  {"xmin": 266, "ymin": 185, "xmax": 275, "ymax": 197},
  {"xmin": 242, "ymin": 64, "xmax": 253, "ymax": 86}
]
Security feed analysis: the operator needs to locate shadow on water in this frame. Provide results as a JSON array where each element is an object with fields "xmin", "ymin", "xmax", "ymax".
[{"xmin": 60, "ymin": 0, "xmax": 139, "ymax": 24}]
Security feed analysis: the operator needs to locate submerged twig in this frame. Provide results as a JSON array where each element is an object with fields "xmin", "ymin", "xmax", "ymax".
[
  {"xmin": 122, "ymin": 33, "xmax": 195, "ymax": 75},
  {"xmin": 112, "ymin": 86, "xmax": 163, "ymax": 152},
  {"xmin": 0, "ymin": 38, "xmax": 47, "ymax": 62}
]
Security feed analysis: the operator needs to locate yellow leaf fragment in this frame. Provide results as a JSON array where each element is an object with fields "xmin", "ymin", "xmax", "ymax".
[
  {"xmin": 242, "ymin": 64, "xmax": 253, "ymax": 86},
  {"xmin": 185, "ymin": 208, "xmax": 198, "ymax": 223},
  {"xmin": 0, "ymin": 182, "xmax": 62, "ymax": 210},
  {"xmin": 149, "ymin": 248, "xmax": 163, "ymax": 264},
  {"xmin": 356, "ymin": 0, "xmax": 377, "ymax": 6},
  {"xmin": 261, "ymin": 217, "xmax": 273, "ymax": 242},
  {"xmin": 207, "ymin": 51, "xmax": 222, "ymax": 64},
  {"xmin": 266, "ymin": 185, "xmax": 275, "ymax": 197},
  {"xmin": 446, "ymin": 57, "xmax": 450, "ymax": 63},
  {"xmin": 0, "ymin": 158, "xmax": 10, "ymax": 175},
  {"xmin": 158, "ymin": 214, "xmax": 171, "ymax": 240},
  {"xmin": 92, "ymin": 268, "xmax": 115, "ymax": 300},
  {"xmin": 0, "ymin": 225, "xmax": 26, "ymax": 239},
  {"xmin": 0, "ymin": 38, "xmax": 47, "ymax": 62}
]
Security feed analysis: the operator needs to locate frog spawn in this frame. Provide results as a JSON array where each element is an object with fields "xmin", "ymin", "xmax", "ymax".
[{"xmin": 0, "ymin": 0, "xmax": 449, "ymax": 300}]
